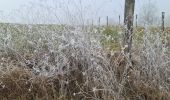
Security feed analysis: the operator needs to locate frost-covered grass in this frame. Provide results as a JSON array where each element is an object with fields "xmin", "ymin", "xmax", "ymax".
[{"xmin": 0, "ymin": 24, "xmax": 169, "ymax": 100}]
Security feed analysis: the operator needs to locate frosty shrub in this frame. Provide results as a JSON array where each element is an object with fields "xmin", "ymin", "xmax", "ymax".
[{"xmin": 0, "ymin": 24, "xmax": 169, "ymax": 99}]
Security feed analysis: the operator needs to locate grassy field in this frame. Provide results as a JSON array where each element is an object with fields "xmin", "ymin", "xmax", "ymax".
[{"xmin": 0, "ymin": 23, "xmax": 169, "ymax": 100}]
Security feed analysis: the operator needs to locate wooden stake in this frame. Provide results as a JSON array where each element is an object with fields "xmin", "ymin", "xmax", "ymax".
[
  {"xmin": 162, "ymin": 12, "xmax": 165, "ymax": 31},
  {"xmin": 98, "ymin": 17, "xmax": 101, "ymax": 27},
  {"xmin": 107, "ymin": 16, "xmax": 109, "ymax": 27},
  {"xmin": 136, "ymin": 14, "xmax": 138, "ymax": 28},
  {"xmin": 123, "ymin": 0, "xmax": 135, "ymax": 58},
  {"xmin": 119, "ymin": 15, "xmax": 121, "ymax": 26}
]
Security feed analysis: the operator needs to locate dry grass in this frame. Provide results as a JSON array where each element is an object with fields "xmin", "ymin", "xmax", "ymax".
[{"xmin": 0, "ymin": 52, "xmax": 169, "ymax": 100}]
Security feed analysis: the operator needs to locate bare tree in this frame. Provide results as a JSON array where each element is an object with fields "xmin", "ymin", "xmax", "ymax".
[
  {"xmin": 123, "ymin": 0, "xmax": 135, "ymax": 58},
  {"xmin": 139, "ymin": 1, "xmax": 158, "ymax": 25},
  {"xmin": 167, "ymin": 15, "xmax": 170, "ymax": 26}
]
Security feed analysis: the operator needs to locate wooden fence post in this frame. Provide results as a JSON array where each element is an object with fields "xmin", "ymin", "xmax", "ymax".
[
  {"xmin": 123, "ymin": 0, "xmax": 135, "ymax": 58},
  {"xmin": 98, "ymin": 17, "xmax": 101, "ymax": 33},
  {"xmin": 136, "ymin": 14, "xmax": 138, "ymax": 28},
  {"xmin": 98, "ymin": 17, "xmax": 101, "ymax": 27},
  {"xmin": 119, "ymin": 15, "xmax": 121, "ymax": 26},
  {"xmin": 107, "ymin": 16, "xmax": 109, "ymax": 27},
  {"xmin": 162, "ymin": 12, "xmax": 165, "ymax": 31},
  {"xmin": 91, "ymin": 19, "xmax": 94, "ymax": 31}
]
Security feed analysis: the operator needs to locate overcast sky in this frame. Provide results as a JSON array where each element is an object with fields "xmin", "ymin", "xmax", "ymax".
[{"xmin": 0, "ymin": 0, "xmax": 169, "ymax": 24}]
